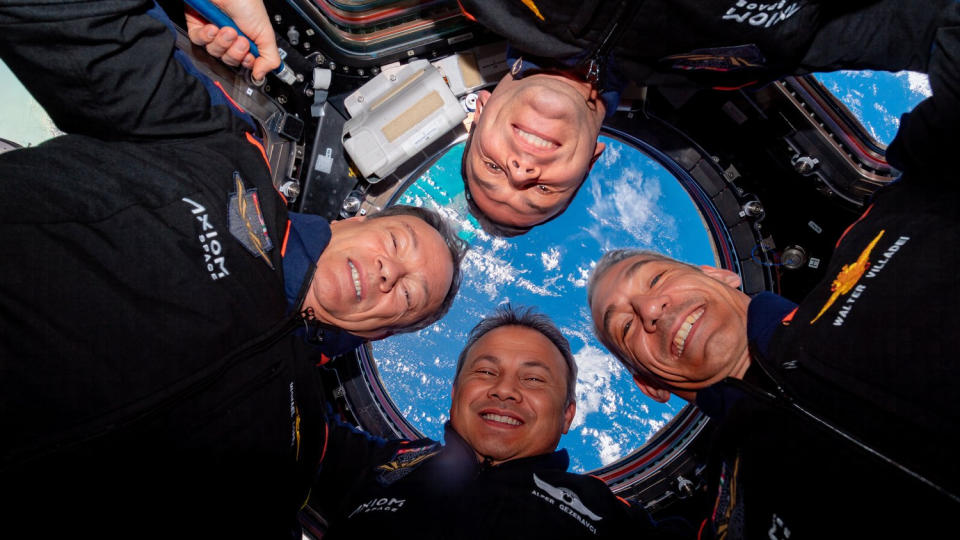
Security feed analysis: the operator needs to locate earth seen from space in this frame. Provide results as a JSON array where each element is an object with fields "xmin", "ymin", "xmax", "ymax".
[
  {"xmin": 0, "ymin": 61, "xmax": 930, "ymax": 473},
  {"xmin": 373, "ymin": 70, "xmax": 931, "ymax": 473}
]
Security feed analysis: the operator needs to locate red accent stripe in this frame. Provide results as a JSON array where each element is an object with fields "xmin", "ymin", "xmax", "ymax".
[
  {"xmin": 319, "ymin": 422, "xmax": 330, "ymax": 464},
  {"xmin": 281, "ymin": 219, "xmax": 292, "ymax": 258},
  {"xmin": 712, "ymin": 80, "xmax": 758, "ymax": 91},
  {"xmin": 616, "ymin": 496, "xmax": 631, "ymax": 507},
  {"xmin": 782, "ymin": 307, "xmax": 798, "ymax": 324},
  {"xmin": 836, "ymin": 203, "xmax": 874, "ymax": 248},
  {"xmin": 316, "ymin": 354, "xmax": 331, "ymax": 366},
  {"xmin": 244, "ymin": 132, "xmax": 272, "ymax": 172},
  {"xmin": 214, "ymin": 80, "xmax": 246, "ymax": 113},
  {"xmin": 456, "ymin": 0, "xmax": 477, "ymax": 21},
  {"xmin": 698, "ymin": 517, "xmax": 708, "ymax": 540}
]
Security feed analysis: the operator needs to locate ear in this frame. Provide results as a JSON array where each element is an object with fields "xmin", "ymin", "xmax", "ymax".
[
  {"xmin": 699, "ymin": 265, "xmax": 742, "ymax": 288},
  {"xmin": 588, "ymin": 140, "xmax": 606, "ymax": 171},
  {"xmin": 473, "ymin": 89, "xmax": 491, "ymax": 118},
  {"xmin": 633, "ymin": 374, "xmax": 670, "ymax": 403},
  {"xmin": 561, "ymin": 401, "xmax": 576, "ymax": 434}
]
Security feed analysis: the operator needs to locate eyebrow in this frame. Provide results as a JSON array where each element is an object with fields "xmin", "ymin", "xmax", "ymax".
[
  {"xmin": 403, "ymin": 222, "xmax": 419, "ymax": 251},
  {"xmin": 402, "ymin": 222, "xmax": 431, "ymax": 309},
  {"xmin": 601, "ymin": 258, "xmax": 657, "ymax": 340}
]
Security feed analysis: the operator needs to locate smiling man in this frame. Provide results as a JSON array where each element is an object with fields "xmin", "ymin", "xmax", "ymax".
[
  {"xmin": 588, "ymin": 243, "xmax": 960, "ymax": 536},
  {"xmin": 0, "ymin": 1, "xmax": 465, "ymax": 536},
  {"xmin": 310, "ymin": 305, "xmax": 688, "ymax": 538},
  {"xmin": 458, "ymin": 0, "xmax": 959, "ymax": 235}
]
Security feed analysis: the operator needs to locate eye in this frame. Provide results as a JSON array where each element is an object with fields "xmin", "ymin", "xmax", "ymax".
[
  {"xmin": 524, "ymin": 376, "xmax": 545, "ymax": 383},
  {"xmin": 484, "ymin": 161, "xmax": 502, "ymax": 173},
  {"xmin": 650, "ymin": 271, "xmax": 665, "ymax": 288},
  {"xmin": 536, "ymin": 184, "xmax": 551, "ymax": 194},
  {"xmin": 402, "ymin": 286, "xmax": 411, "ymax": 308},
  {"xmin": 390, "ymin": 232, "xmax": 398, "ymax": 250},
  {"xmin": 621, "ymin": 319, "xmax": 632, "ymax": 341}
]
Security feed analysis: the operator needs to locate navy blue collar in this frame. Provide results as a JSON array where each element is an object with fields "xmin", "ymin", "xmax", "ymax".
[
  {"xmin": 283, "ymin": 212, "xmax": 365, "ymax": 357},
  {"xmin": 696, "ymin": 292, "xmax": 797, "ymax": 418},
  {"xmin": 282, "ymin": 212, "xmax": 332, "ymax": 311},
  {"xmin": 746, "ymin": 292, "xmax": 798, "ymax": 358},
  {"xmin": 506, "ymin": 46, "xmax": 624, "ymax": 119}
]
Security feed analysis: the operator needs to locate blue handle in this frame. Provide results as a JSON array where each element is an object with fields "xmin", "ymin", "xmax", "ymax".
[{"xmin": 185, "ymin": 0, "xmax": 261, "ymax": 57}]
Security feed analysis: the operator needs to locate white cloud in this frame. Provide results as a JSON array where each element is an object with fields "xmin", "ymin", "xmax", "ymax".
[
  {"xmin": 580, "ymin": 427, "xmax": 623, "ymax": 466},
  {"xmin": 566, "ymin": 265, "xmax": 592, "ymax": 288},
  {"xmin": 585, "ymin": 166, "xmax": 677, "ymax": 249},
  {"xmin": 462, "ymin": 247, "xmax": 520, "ymax": 299},
  {"xmin": 903, "ymin": 71, "xmax": 932, "ymax": 98},
  {"xmin": 515, "ymin": 277, "xmax": 561, "ymax": 297},
  {"xmin": 541, "ymin": 247, "xmax": 561, "ymax": 272},
  {"xmin": 599, "ymin": 141, "xmax": 623, "ymax": 169},
  {"xmin": 570, "ymin": 344, "xmax": 622, "ymax": 430}
]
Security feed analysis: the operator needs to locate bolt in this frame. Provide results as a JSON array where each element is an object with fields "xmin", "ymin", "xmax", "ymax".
[
  {"xmin": 277, "ymin": 95, "xmax": 287, "ymax": 104},
  {"xmin": 781, "ymin": 245, "xmax": 807, "ymax": 270},
  {"xmin": 279, "ymin": 180, "xmax": 300, "ymax": 200},
  {"xmin": 356, "ymin": 95, "xmax": 364, "ymax": 103},
  {"xmin": 315, "ymin": 54, "xmax": 326, "ymax": 65},
  {"xmin": 793, "ymin": 155, "xmax": 820, "ymax": 174},
  {"xmin": 273, "ymin": 14, "xmax": 282, "ymax": 24},
  {"xmin": 741, "ymin": 200, "xmax": 764, "ymax": 219},
  {"xmin": 303, "ymin": 42, "xmax": 311, "ymax": 50},
  {"xmin": 304, "ymin": 88, "xmax": 314, "ymax": 97},
  {"xmin": 328, "ymin": 61, "xmax": 337, "ymax": 70},
  {"xmin": 389, "ymin": 73, "xmax": 397, "ymax": 82},
  {"xmin": 295, "ymin": 73, "xmax": 305, "ymax": 83}
]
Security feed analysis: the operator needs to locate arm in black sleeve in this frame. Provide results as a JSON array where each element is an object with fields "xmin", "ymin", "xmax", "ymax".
[
  {"xmin": 885, "ymin": 3, "xmax": 960, "ymax": 179},
  {"xmin": 310, "ymin": 406, "xmax": 410, "ymax": 518},
  {"xmin": 0, "ymin": 0, "xmax": 233, "ymax": 140}
]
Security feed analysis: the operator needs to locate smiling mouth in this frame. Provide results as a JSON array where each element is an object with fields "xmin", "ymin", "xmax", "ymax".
[
  {"xmin": 673, "ymin": 307, "xmax": 705, "ymax": 358},
  {"xmin": 481, "ymin": 413, "xmax": 523, "ymax": 426},
  {"xmin": 513, "ymin": 126, "xmax": 559, "ymax": 150},
  {"xmin": 348, "ymin": 260, "xmax": 361, "ymax": 300}
]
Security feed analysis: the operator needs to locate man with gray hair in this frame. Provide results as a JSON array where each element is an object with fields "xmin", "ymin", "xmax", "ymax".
[
  {"xmin": 310, "ymin": 305, "xmax": 688, "ymax": 538},
  {"xmin": 588, "ymin": 241, "xmax": 960, "ymax": 536}
]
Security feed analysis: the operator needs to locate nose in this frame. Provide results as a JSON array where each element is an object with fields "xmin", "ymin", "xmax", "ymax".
[
  {"xmin": 507, "ymin": 154, "xmax": 541, "ymax": 187},
  {"xmin": 488, "ymin": 376, "xmax": 521, "ymax": 402},
  {"xmin": 632, "ymin": 293, "xmax": 669, "ymax": 333},
  {"xmin": 378, "ymin": 256, "xmax": 402, "ymax": 292}
]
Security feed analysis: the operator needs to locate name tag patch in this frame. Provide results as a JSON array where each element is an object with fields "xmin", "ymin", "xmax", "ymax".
[{"xmin": 228, "ymin": 172, "xmax": 274, "ymax": 268}]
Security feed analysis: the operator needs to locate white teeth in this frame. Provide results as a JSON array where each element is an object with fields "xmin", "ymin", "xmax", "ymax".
[
  {"xmin": 482, "ymin": 413, "xmax": 521, "ymax": 426},
  {"xmin": 348, "ymin": 261, "xmax": 361, "ymax": 299},
  {"xmin": 673, "ymin": 308, "xmax": 705, "ymax": 357},
  {"xmin": 515, "ymin": 128, "xmax": 556, "ymax": 149}
]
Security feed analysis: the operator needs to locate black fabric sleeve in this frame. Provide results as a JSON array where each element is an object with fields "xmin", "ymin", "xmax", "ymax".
[
  {"xmin": 310, "ymin": 407, "xmax": 408, "ymax": 517},
  {"xmin": 885, "ymin": 3, "xmax": 960, "ymax": 179},
  {"xmin": 796, "ymin": 1, "xmax": 960, "ymax": 180},
  {"xmin": 0, "ymin": 0, "xmax": 233, "ymax": 140}
]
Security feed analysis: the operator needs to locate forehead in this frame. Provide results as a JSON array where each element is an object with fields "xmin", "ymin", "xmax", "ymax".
[
  {"xmin": 466, "ymin": 325, "xmax": 566, "ymax": 370},
  {"xmin": 593, "ymin": 256, "xmax": 672, "ymax": 298}
]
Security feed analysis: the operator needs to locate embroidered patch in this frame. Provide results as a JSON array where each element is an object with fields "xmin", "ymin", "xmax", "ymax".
[
  {"xmin": 228, "ymin": 171, "xmax": 274, "ymax": 269},
  {"xmin": 375, "ymin": 442, "xmax": 441, "ymax": 486},
  {"xmin": 663, "ymin": 44, "xmax": 766, "ymax": 72},
  {"xmin": 809, "ymin": 230, "xmax": 885, "ymax": 324}
]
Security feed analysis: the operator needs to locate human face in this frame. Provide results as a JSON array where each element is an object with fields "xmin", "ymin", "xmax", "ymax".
[
  {"xmin": 589, "ymin": 257, "xmax": 752, "ymax": 402},
  {"xmin": 465, "ymin": 72, "xmax": 606, "ymax": 228},
  {"xmin": 307, "ymin": 215, "xmax": 454, "ymax": 338},
  {"xmin": 450, "ymin": 325, "xmax": 576, "ymax": 465}
]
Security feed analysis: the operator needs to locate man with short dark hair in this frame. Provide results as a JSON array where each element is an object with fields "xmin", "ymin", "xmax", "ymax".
[
  {"xmin": 310, "ymin": 305, "xmax": 688, "ymax": 538},
  {"xmin": 458, "ymin": 0, "xmax": 960, "ymax": 234},
  {"xmin": 0, "ymin": 0, "xmax": 465, "ymax": 536}
]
